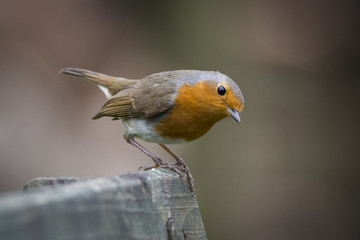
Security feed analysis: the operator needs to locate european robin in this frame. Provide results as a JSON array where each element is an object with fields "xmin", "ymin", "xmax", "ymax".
[{"xmin": 60, "ymin": 68, "xmax": 244, "ymax": 192}]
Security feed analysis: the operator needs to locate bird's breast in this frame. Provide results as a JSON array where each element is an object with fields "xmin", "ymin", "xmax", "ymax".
[{"xmin": 155, "ymin": 81, "xmax": 228, "ymax": 142}]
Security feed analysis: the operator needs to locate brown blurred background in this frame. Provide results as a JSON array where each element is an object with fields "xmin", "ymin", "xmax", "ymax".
[{"xmin": 0, "ymin": 0, "xmax": 359, "ymax": 239}]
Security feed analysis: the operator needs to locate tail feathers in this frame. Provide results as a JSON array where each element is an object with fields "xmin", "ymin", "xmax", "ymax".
[{"xmin": 59, "ymin": 68, "xmax": 138, "ymax": 98}]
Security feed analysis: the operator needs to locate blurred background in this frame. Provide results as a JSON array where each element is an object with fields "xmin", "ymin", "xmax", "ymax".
[{"xmin": 0, "ymin": 0, "xmax": 359, "ymax": 239}]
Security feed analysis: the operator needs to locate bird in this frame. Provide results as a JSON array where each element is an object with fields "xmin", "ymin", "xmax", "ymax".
[{"xmin": 60, "ymin": 68, "xmax": 244, "ymax": 192}]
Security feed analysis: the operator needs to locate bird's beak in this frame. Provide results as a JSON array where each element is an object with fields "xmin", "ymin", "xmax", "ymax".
[{"xmin": 227, "ymin": 107, "xmax": 241, "ymax": 123}]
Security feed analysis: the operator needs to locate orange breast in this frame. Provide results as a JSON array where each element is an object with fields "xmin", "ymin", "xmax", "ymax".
[{"xmin": 155, "ymin": 81, "xmax": 228, "ymax": 142}]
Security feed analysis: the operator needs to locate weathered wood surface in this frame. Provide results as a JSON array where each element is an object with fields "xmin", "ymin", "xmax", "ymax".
[{"xmin": 0, "ymin": 169, "xmax": 206, "ymax": 240}]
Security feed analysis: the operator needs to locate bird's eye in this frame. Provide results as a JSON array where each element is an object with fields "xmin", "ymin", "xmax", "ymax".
[{"xmin": 217, "ymin": 85, "xmax": 226, "ymax": 96}]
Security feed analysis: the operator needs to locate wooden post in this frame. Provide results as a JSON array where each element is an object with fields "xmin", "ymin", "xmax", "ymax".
[{"xmin": 0, "ymin": 169, "xmax": 207, "ymax": 240}]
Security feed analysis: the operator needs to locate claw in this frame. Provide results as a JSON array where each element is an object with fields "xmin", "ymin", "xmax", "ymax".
[
  {"xmin": 142, "ymin": 164, "xmax": 157, "ymax": 171},
  {"xmin": 186, "ymin": 171, "xmax": 195, "ymax": 192}
]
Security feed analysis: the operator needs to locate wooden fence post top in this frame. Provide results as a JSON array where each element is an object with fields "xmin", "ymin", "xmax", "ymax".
[{"xmin": 0, "ymin": 169, "xmax": 207, "ymax": 240}]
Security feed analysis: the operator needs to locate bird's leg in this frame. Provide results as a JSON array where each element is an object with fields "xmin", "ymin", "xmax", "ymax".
[
  {"xmin": 159, "ymin": 144, "xmax": 195, "ymax": 192},
  {"xmin": 158, "ymin": 144, "xmax": 187, "ymax": 166},
  {"xmin": 124, "ymin": 135, "xmax": 164, "ymax": 166},
  {"xmin": 123, "ymin": 136, "xmax": 187, "ymax": 177}
]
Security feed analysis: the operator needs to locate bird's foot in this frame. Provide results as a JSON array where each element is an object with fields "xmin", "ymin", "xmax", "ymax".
[
  {"xmin": 140, "ymin": 162, "xmax": 195, "ymax": 192},
  {"xmin": 141, "ymin": 162, "xmax": 187, "ymax": 177}
]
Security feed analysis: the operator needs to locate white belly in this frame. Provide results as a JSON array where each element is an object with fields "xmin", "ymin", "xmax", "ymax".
[{"xmin": 121, "ymin": 118, "xmax": 186, "ymax": 144}]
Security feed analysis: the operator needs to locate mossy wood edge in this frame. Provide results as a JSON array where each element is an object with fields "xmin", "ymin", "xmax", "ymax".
[{"xmin": 0, "ymin": 169, "xmax": 206, "ymax": 240}]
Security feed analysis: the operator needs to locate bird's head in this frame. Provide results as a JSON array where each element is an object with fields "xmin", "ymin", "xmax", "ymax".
[
  {"xmin": 195, "ymin": 71, "xmax": 244, "ymax": 123},
  {"xmin": 211, "ymin": 73, "xmax": 244, "ymax": 123},
  {"xmin": 172, "ymin": 70, "xmax": 244, "ymax": 126}
]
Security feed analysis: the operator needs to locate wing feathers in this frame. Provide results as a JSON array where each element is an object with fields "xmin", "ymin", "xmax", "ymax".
[
  {"xmin": 93, "ymin": 81, "xmax": 176, "ymax": 120},
  {"xmin": 92, "ymin": 91, "xmax": 135, "ymax": 119}
]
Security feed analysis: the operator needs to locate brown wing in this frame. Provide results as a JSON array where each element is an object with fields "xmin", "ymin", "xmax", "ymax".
[
  {"xmin": 93, "ymin": 76, "xmax": 177, "ymax": 120},
  {"xmin": 92, "ymin": 88, "xmax": 134, "ymax": 119}
]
